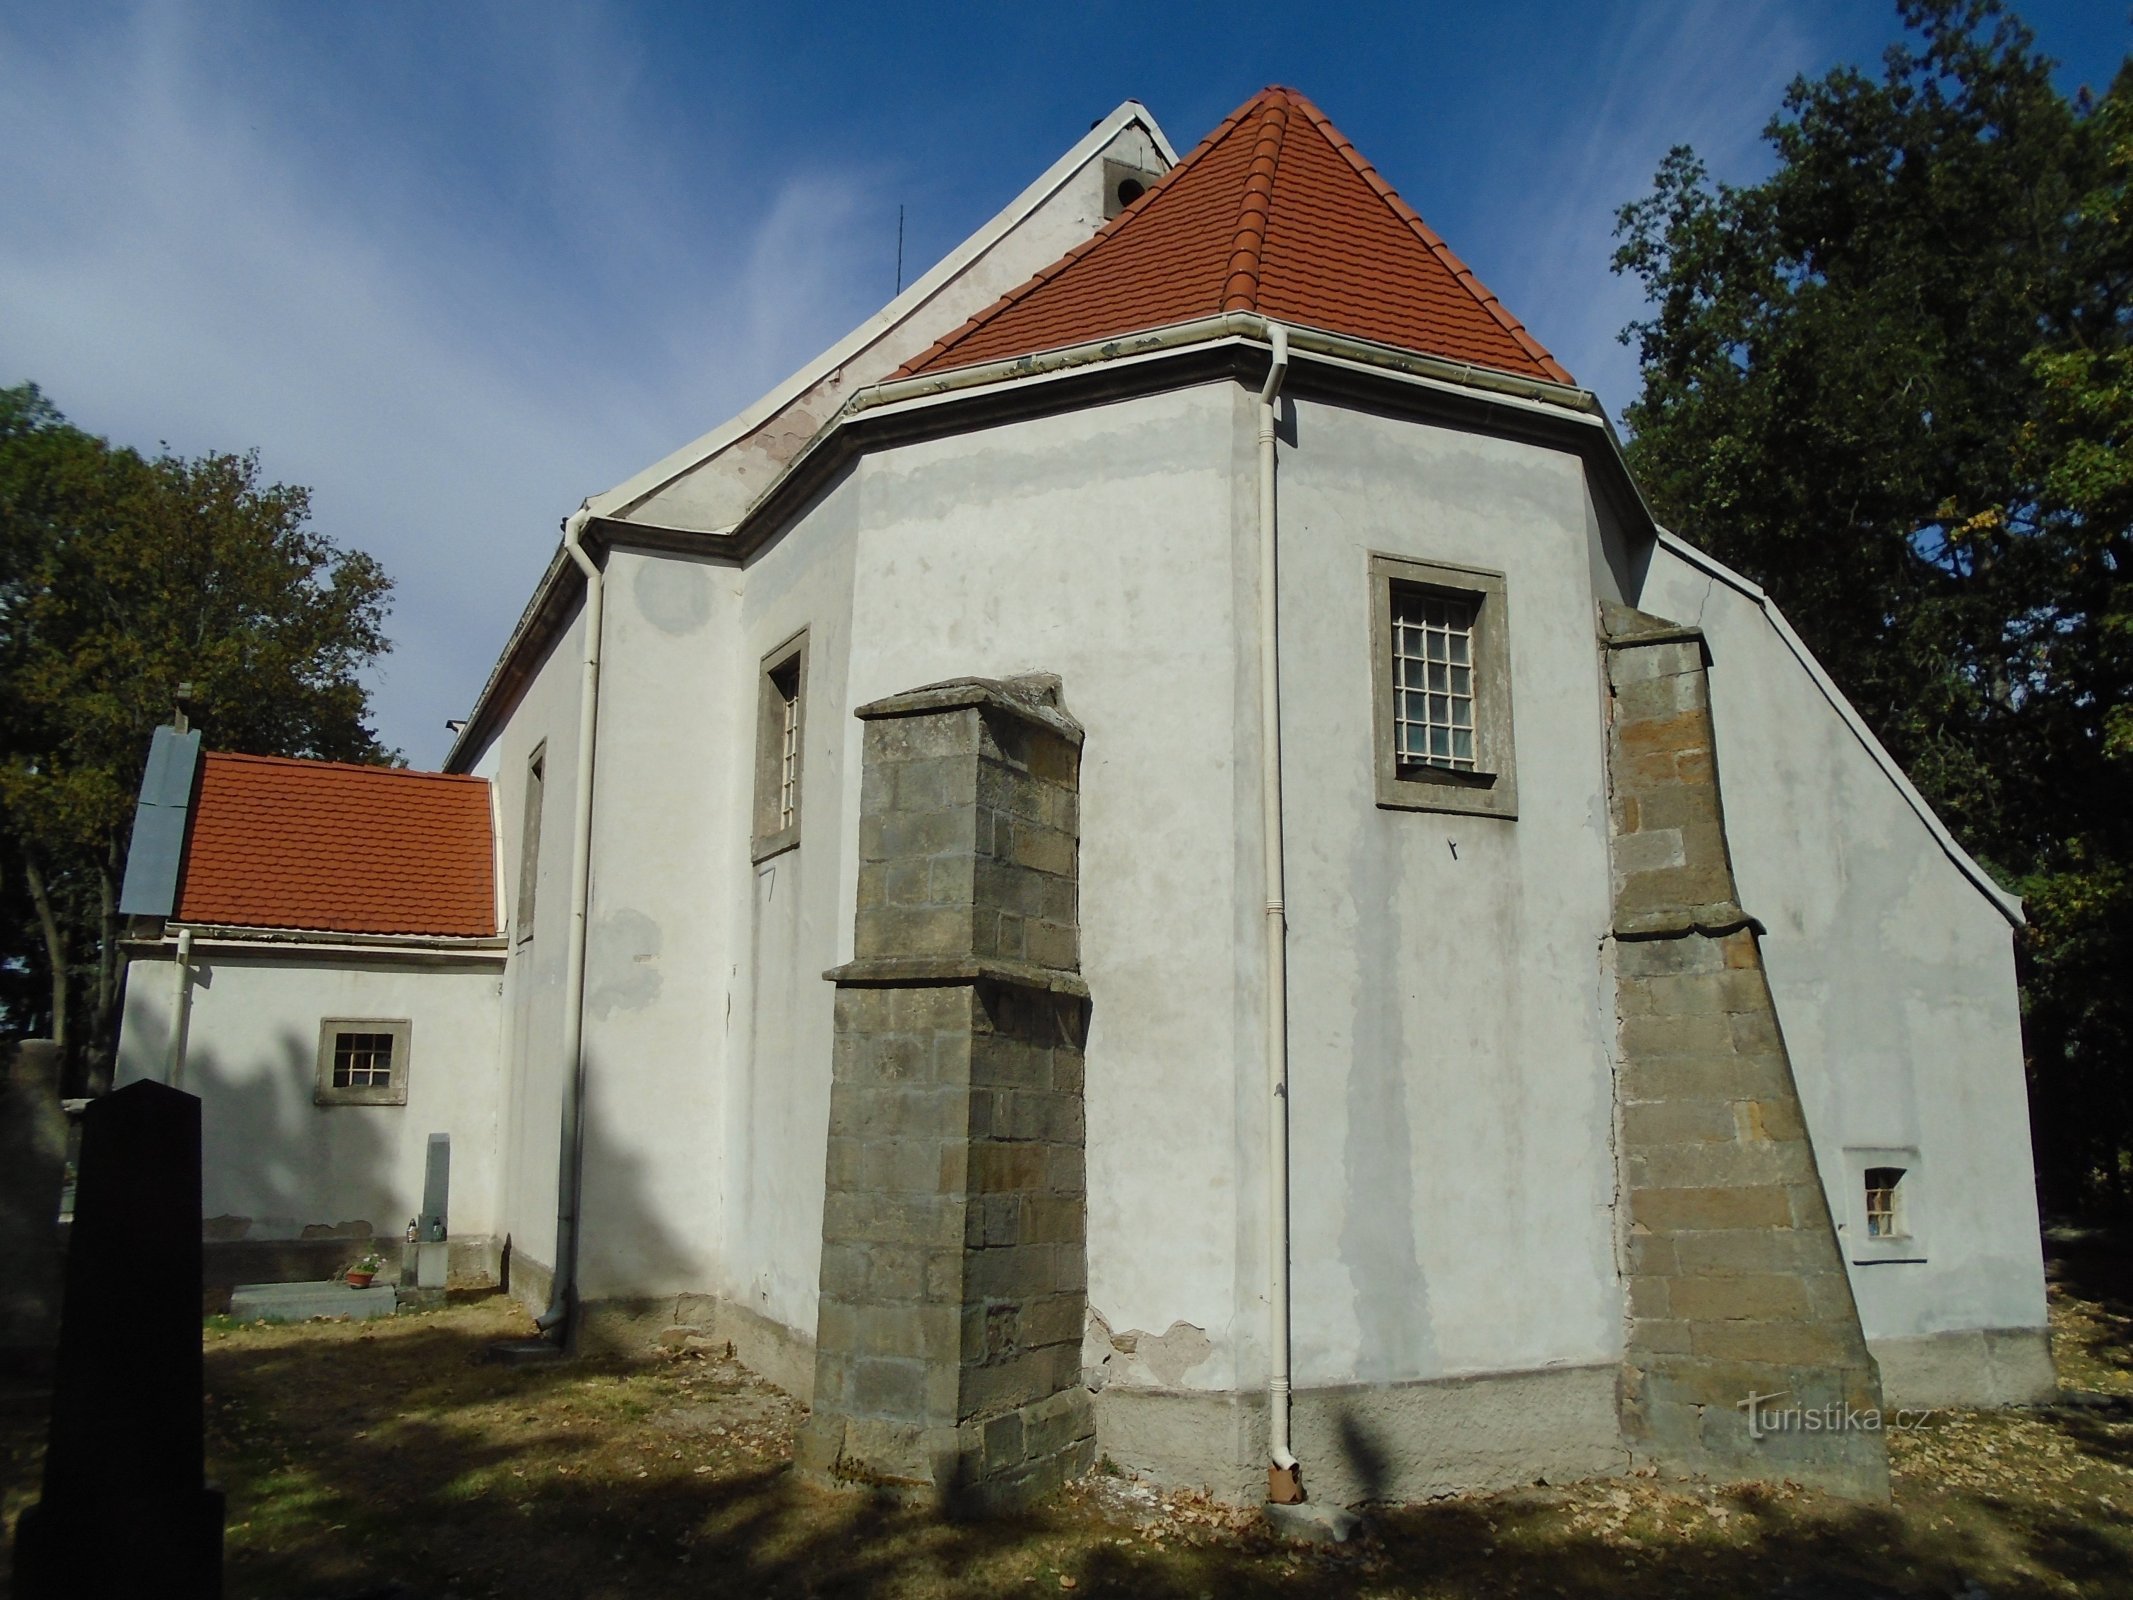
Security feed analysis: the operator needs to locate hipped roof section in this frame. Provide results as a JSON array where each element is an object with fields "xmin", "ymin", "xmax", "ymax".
[
  {"xmin": 897, "ymin": 86, "xmax": 1571, "ymax": 385},
  {"xmin": 175, "ymin": 753, "xmax": 497, "ymax": 939}
]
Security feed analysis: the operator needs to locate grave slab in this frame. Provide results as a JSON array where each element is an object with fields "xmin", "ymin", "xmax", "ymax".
[{"xmin": 229, "ymin": 1281, "xmax": 398, "ymax": 1324}]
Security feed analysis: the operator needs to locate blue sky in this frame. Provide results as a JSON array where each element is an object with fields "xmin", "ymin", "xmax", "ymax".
[{"xmin": 2, "ymin": 1, "xmax": 2126, "ymax": 766}]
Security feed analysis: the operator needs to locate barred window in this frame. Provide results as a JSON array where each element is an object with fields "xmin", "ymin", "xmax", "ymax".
[
  {"xmin": 1369, "ymin": 555, "xmax": 1516, "ymax": 819},
  {"xmin": 315, "ymin": 1018, "xmax": 411, "ymax": 1106},
  {"xmin": 332, "ymin": 1031, "xmax": 396, "ymax": 1089},
  {"xmin": 1392, "ymin": 590, "xmax": 1477, "ymax": 773}
]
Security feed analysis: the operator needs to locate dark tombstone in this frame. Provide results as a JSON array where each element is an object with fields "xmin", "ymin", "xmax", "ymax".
[{"xmin": 11, "ymin": 1079, "xmax": 224, "ymax": 1599}]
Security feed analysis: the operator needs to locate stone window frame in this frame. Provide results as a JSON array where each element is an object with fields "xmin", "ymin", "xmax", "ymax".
[
  {"xmin": 1368, "ymin": 553, "xmax": 1518, "ymax": 819},
  {"xmin": 1841, "ymin": 1145, "xmax": 1926, "ymax": 1264},
  {"xmin": 314, "ymin": 1018, "xmax": 412, "ymax": 1107},
  {"xmin": 751, "ymin": 628, "xmax": 809, "ymax": 862}
]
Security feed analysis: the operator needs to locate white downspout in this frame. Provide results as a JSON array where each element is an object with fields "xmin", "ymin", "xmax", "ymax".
[
  {"xmin": 537, "ymin": 505, "xmax": 604, "ymax": 1342},
  {"xmin": 166, "ymin": 927, "xmax": 195, "ymax": 1088},
  {"xmin": 1256, "ymin": 324, "xmax": 1300, "ymax": 1498}
]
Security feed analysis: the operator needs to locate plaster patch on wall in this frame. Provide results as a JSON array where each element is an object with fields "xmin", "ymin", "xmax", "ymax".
[
  {"xmin": 632, "ymin": 558, "xmax": 713, "ymax": 636},
  {"xmin": 1084, "ymin": 1306, "xmax": 1214, "ymax": 1390},
  {"xmin": 588, "ymin": 908, "xmax": 663, "ymax": 1019}
]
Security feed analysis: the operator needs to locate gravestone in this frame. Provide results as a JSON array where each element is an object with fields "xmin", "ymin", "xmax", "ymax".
[
  {"xmin": 417, "ymin": 1132, "xmax": 450, "ymax": 1288},
  {"xmin": 0, "ymin": 1040, "xmax": 67, "ymax": 1373},
  {"xmin": 11, "ymin": 1078, "xmax": 224, "ymax": 1598}
]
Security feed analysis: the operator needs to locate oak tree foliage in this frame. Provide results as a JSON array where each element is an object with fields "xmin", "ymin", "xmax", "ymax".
[
  {"xmin": 1613, "ymin": 1, "xmax": 2132, "ymax": 1208},
  {"xmin": 0, "ymin": 383, "xmax": 394, "ymax": 1081}
]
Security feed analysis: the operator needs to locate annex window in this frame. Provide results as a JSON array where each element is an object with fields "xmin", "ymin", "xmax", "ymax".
[
  {"xmin": 315, "ymin": 1018, "xmax": 411, "ymax": 1107},
  {"xmin": 752, "ymin": 629, "xmax": 808, "ymax": 861},
  {"xmin": 1844, "ymin": 1146, "xmax": 1925, "ymax": 1263},
  {"xmin": 516, "ymin": 745, "xmax": 544, "ymax": 944},
  {"xmin": 1369, "ymin": 554, "xmax": 1517, "ymax": 818}
]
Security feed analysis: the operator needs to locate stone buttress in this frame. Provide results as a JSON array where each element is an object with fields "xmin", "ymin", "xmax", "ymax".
[
  {"xmin": 1602, "ymin": 603, "xmax": 1889, "ymax": 1500},
  {"xmin": 796, "ymin": 676, "xmax": 1095, "ymax": 1511}
]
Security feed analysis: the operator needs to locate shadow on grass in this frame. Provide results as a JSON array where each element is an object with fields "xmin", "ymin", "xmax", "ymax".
[
  {"xmin": 177, "ymin": 1305, "xmax": 2133, "ymax": 1600},
  {"xmin": 2047, "ymin": 1220, "xmax": 2133, "ymax": 1384}
]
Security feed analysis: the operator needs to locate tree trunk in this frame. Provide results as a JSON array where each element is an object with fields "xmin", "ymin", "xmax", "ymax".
[{"xmin": 22, "ymin": 851, "xmax": 69, "ymax": 1058}]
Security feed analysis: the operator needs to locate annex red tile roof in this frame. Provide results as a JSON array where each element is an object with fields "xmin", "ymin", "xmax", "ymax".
[
  {"xmin": 175, "ymin": 752, "xmax": 497, "ymax": 938},
  {"xmin": 898, "ymin": 87, "xmax": 1572, "ymax": 386}
]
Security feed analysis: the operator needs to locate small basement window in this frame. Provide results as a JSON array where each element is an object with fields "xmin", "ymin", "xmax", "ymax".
[
  {"xmin": 1864, "ymin": 1166, "xmax": 1906, "ymax": 1238},
  {"xmin": 315, "ymin": 1018, "xmax": 411, "ymax": 1107},
  {"xmin": 1844, "ymin": 1146, "xmax": 1925, "ymax": 1263}
]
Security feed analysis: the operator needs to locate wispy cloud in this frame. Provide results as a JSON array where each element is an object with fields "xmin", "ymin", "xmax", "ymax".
[
  {"xmin": 1467, "ymin": 0, "xmax": 1819, "ymax": 420},
  {"xmin": 0, "ymin": 3, "xmax": 891, "ymax": 765}
]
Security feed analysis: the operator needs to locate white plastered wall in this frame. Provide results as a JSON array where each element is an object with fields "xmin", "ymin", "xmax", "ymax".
[
  {"xmin": 117, "ymin": 951, "xmax": 503, "ymax": 1241},
  {"xmin": 841, "ymin": 384, "xmax": 1251, "ymax": 1391},
  {"xmin": 1635, "ymin": 545, "xmax": 2049, "ymax": 1357},
  {"xmin": 707, "ymin": 478, "xmax": 862, "ymax": 1338},
  {"xmin": 567, "ymin": 548, "xmax": 744, "ymax": 1301},
  {"xmin": 608, "ymin": 117, "xmax": 1173, "ymax": 533},
  {"xmin": 1274, "ymin": 396, "xmax": 1624, "ymax": 1388},
  {"xmin": 461, "ymin": 598, "xmax": 594, "ymax": 1285}
]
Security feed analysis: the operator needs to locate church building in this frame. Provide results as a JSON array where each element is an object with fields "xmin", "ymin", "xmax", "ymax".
[{"xmin": 118, "ymin": 88, "xmax": 2051, "ymax": 1510}]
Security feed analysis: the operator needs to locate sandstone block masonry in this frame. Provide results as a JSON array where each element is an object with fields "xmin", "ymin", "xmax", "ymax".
[
  {"xmin": 796, "ymin": 677, "xmax": 1095, "ymax": 1512},
  {"xmin": 1602, "ymin": 604, "xmax": 1889, "ymax": 1501}
]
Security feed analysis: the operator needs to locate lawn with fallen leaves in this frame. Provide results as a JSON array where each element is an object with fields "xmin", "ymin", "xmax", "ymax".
[{"xmin": 3, "ymin": 1229, "xmax": 2129, "ymax": 1599}]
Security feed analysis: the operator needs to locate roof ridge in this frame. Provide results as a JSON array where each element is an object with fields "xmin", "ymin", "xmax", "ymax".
[
  {"xmin": 1221, "ymin": 93, "xmax": 1292, "ymax": 312},
  {"xmin": 892, "ymin": 94, "xmax": 1267, "ymax": 379},
  {"xmin": 1281, "ymin": 91, "xmax": 1572, "ymax": 386},
  {"xmin": 205, "ymin": 750, "xmax": 484, "ymax": 784}
]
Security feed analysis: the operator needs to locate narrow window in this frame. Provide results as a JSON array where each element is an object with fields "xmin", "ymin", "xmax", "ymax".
[
  {"xmin": 1864, "ymin": 1167, "xmax": 1905, "ymax": 1238},
  {"xmin": 315, "ymin": 1018, "xmax": 411, "ymax": 1106},
  {"xmin": 1369, "ymin": 554, "xmax": 1516, "ymax": 818},
  {"xmin": 517, "ymin": 746, "xmax": 544, "ymax": 943},
  {"xmin": 753, "ymin": 631, "xmax": 808, "ymax": 860},
  {"xmin": 776, "ymin": 659, "xmax": 801, "ymax": 831}
]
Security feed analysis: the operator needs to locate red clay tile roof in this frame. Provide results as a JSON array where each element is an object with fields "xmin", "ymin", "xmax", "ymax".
[
  {"xmin": 175, "ymin": 752, "xmax": 497, "ymax": 938},
  {"xmin": 897, "ymin": 87, "xmax": 1572, "ymax": 386}
]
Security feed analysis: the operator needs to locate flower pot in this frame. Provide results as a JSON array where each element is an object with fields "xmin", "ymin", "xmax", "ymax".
[{"xmin": 345, "ymin": 1271, "xmax": 375, "ymax": 1288}]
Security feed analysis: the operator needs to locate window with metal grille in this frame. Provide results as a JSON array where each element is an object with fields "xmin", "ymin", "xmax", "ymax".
[
  {"xmin": 315, "ymin": 1018, "xmax": 411, "ymax": 1106},
  {"xmin": 1369, "ymin": 554, "xmax": 1516, "ymax": 818},
  {"xmin": 1864, "ymin": 1167, "xmax": 1905, "ymax": 1237},
  {"xmin": 332, "ymin": 1031, "xmax": 396, "ymax": 1088},
  {"xmin": 1392, "ymin": 589, "xmax": 1477, "ymax": 772}
]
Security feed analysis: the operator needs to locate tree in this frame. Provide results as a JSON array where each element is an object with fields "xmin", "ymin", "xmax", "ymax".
[
  {"xmin": 0, "ymin": 384, "xmax": 394, "ymax": 1082},
  {"xmin": 1612, "ymin": 1, "xmax": 2133, "ymax": 1211}
]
